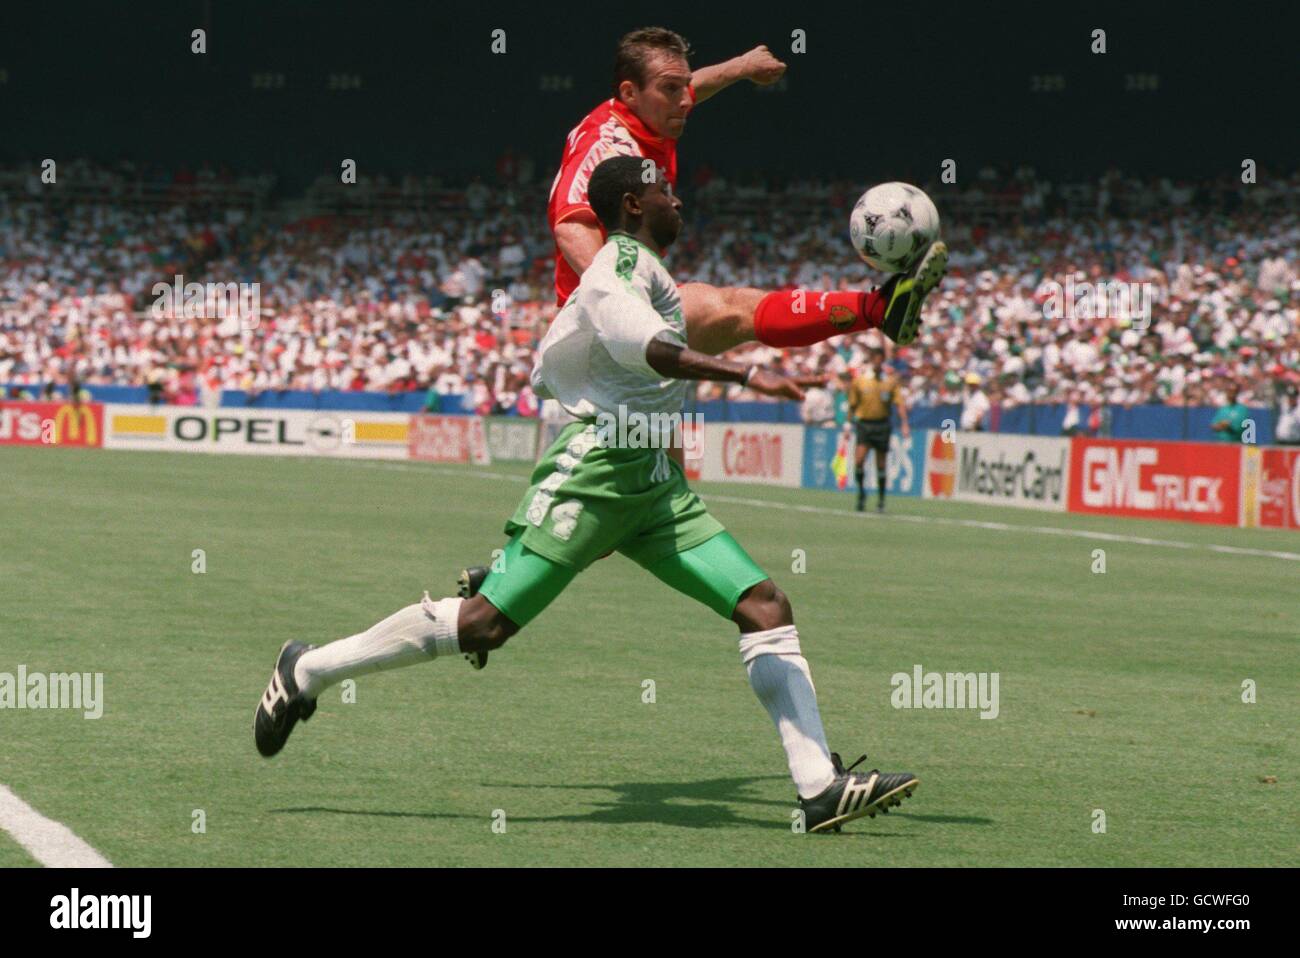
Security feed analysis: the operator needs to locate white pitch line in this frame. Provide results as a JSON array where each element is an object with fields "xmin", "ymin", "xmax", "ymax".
[
  {"xmin": 0, "ymin": 783, "xmax": 112, "ymax": 868},
  {"xmin": 337, "ymin": 459, "xmax": 1300, "ymax": 563},
  {"xmin": 702, "ymin": 492, "xmax": 1300, "ymax": 562}
]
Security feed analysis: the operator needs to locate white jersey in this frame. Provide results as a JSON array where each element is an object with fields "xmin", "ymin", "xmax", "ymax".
[{"xmin": 531, "ymin": 234, "xmax": 689, "ymax": 421}]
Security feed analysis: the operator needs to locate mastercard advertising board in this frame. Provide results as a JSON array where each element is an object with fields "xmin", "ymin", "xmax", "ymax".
[{"xmin": 923, "ymin": 431, "xmax": 1070, "ymax": 511}]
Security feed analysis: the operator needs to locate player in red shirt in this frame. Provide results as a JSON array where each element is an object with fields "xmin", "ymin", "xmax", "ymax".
[
  {"xmin": 451, "ymin": 29, "xmax": 947, "ymax": 641},
  {"xmin": 547, "ymin": 27, "xmax": 948, "ymax": 354}
]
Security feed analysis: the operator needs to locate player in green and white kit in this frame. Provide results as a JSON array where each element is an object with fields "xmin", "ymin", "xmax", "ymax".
[{"xmin": 254, "ymin": 156, "xmax": 920, "ymax": 833}]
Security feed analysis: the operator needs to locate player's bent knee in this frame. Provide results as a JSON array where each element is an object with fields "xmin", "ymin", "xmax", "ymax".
[
  {"xmin": 678, "ymin": 282, "xmax": 723, "ymax": 320},
  {"xmin": 724, "ymin": 286, "xmax": 765, "ymax": 323},
  {"xmin": 733, "ymin": 579, "xmax": 794, "ymax": 632},
  {"xmin": 680, "ymin": 282, "xmax": 757, "ymax": 354},
  {"xmin": 459, "ymin": 594, "xmax": 519, "ymax": 652},
  {"xmin": 767, "ymin": 583, "xmax": 794, "ymax": 625}
]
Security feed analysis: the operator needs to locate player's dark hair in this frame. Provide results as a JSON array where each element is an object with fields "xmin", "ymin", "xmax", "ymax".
[
  {"xmin": 588, "ymin": 156, "xmax": 652, "ymax": 232},
  {"xmin": 614, "ymin": 27, "xmax": 691, "ymax": 93}
]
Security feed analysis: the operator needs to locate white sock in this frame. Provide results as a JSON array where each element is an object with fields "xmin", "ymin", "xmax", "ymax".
[
  {"xmin": 294, "ymin": 594, "xmax": 462, "ymax": 699},
  {"xmin": 740, "ymin": 625, "xmax": 836, "ymax": 800}
]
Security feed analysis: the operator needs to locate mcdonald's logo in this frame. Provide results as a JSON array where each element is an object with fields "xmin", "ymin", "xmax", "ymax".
[{"xmin": 52, "ymin": 403, "xmax": 102, "ymax": 447}]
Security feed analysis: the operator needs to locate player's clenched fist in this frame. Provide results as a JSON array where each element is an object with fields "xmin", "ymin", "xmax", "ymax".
[{"xmin": 740, "ymin": 45, "xmax": 787, "ymax": 85}]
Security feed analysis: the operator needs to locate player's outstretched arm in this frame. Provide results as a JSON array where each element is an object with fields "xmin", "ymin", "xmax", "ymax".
[
  {"xmin": 645, "ymin": 337, "xmax": 821, "ymax": 401},
  {"xmin": 690, "ymin": 44, "xmax": 786, "ymax": 104}
]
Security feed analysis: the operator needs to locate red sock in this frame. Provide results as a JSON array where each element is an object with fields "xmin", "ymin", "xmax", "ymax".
[{"xmin": 752, "ymin": 289, "xmax": 886, "ymax": 348}]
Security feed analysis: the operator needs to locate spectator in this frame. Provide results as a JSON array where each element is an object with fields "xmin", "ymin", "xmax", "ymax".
[
  {"xmin": 1061, "ymin": 391, "xmax": 1085, "ymax": 436},
  {"xmin": 960, "ymin": 373, "xmax": 990, "ymax": 431},
  {"xmin": 1275, "ymin": 378, "xmax": 1300, "ymax": 444},
  {"xmin": 422, "ymin": 382, "xmax": 441, "ymax": 413},
  {"xmin": 800, "ymin": 382, "xmax": 834, "ymax": 427},
  {"xmin": 1209, "ymin": 384, "xmax": 1252, "ymax": 442}
]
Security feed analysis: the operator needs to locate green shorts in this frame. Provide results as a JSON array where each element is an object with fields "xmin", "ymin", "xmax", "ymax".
[
  {"xmin": 502, "ymin": 421, "xmax": 723, "ymax": 571},
  {"xmin": 479, "ymin": 421, "xmax": 769, "ymax": 627}
]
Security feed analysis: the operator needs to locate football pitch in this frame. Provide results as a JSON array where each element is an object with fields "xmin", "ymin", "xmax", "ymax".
[{"xmin": 1, "ymin": 446, "xmax": 1296, "ymax": 868}]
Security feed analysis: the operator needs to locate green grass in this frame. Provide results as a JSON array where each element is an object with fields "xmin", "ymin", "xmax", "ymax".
[
  {"xmin": 0, "ymin": 833, "xmax": 36, "ymax": 867},
  {"xmin": 1, "ymin": 447, "xmax": 1297, "ymax": 867}
]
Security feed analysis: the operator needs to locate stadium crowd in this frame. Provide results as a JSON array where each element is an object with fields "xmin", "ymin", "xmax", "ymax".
[{"xmin": 2, "ymin": 160, "xmax": 1298, "ymax": 435}]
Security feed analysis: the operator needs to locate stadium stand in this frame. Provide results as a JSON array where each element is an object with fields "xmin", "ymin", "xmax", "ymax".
[{"xmin": 2, "ymin": 161, "xmax": 1298, "ymax": 440}]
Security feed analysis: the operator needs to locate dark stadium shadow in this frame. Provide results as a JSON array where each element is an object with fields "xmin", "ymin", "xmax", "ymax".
[
  {"xmin": 271, "ymin": 803, "xmax": 773, "ymax": 829},
  {"xmin": 473, "ymin": 774, "xmax": 804, "ymax": 830},
  {"xmin": 270, "ymin": 780, "xmax": 991, "ymax": 833},
  {"xmin": 476, "ymin": 795, "xmax": 995, "ymax": 832},
  {"xmin": 268, "ymin": 803, "xmax": 932, "ymax": 838},
  {"xmin": 271, "ymin": 774, "xmax": 798, "ymax": 830}
]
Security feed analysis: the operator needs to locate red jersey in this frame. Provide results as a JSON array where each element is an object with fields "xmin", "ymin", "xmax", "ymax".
[{"xmin": 547, "ymin": 89, "xmax": 695, "ymax": 305}]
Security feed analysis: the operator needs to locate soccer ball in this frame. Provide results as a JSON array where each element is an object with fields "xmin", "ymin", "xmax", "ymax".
[{"xmin": 849, "ymin": 182, "xmax": 941, "ymax": 274}]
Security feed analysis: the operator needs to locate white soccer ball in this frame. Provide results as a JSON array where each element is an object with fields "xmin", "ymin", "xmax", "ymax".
[{"xmin": 849, "ymin": 182, "xmax": 941, "ymax": 274}]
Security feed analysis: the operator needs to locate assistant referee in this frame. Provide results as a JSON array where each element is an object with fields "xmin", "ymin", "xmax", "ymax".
[{"xmin": 848, "ymin": 349, "xmax": 910, "ymax": 512}]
